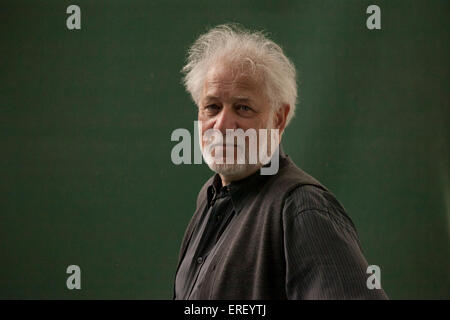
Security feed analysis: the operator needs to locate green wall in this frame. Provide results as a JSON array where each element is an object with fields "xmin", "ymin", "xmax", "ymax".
[{"xmin": 1, "ymin": 0, "xmax": 448, "ymax": 299}]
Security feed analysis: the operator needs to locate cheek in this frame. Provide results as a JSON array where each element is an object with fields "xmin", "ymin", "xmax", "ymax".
[
  {"xmin": 240, "ymin": 118, "xmax": 266, "ymax": 131},
  {"xmin": 198, "ymin": 120, "xmax": 214, "ymax": 147},
  {"xmin": 198, "ymin": 109, "xmax": 213, "ymax": 124},
  {"xmin": 198, "ymin": 111, "xmax": 210, "ymax": 126},
  {"xmin": 199, "ymin": 119, "xmax": 214, "ymax": 131}
]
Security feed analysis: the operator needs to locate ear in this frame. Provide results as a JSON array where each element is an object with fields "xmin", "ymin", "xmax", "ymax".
[{"xmin": 273, "ymin": 103, "xmax": 290, "ymax": 136}]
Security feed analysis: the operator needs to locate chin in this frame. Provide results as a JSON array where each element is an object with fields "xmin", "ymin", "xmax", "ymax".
[
  {"xmin": 207, "ymin": 162, "xmax": 260, "ymax": 181},
  {"xmin": 208, "ymin": 162, "xmax": 247, "ymax": 175},
  {"xmin": 201, "ymin": 146, "xmax": 262, "ymax": 180}
]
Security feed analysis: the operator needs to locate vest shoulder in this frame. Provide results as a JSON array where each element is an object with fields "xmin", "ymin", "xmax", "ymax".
[
  {"xmin": 285, "ymin": 184, "xmax": 340, "ymax": 213},
  {"xmin": 265, "ymin": 157, "xmax": 328, "ymax": 193},
  {"xmin": 284, "ymin": 183, "xmax": 357, "ymax": 232}
]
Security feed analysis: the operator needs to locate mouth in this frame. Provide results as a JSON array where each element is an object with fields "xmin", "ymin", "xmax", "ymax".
[
  {"xmin": 205, "ymin": 144, "xmax": 243, "ymax": 158},
  {"xmin": 212, "ymin": 144, "xmax": 238, "ymax": 148}
]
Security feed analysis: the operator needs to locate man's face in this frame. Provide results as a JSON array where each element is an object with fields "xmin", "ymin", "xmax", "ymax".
[{"xmin": 198, "ymin": 61, "xmax": 276, "ymax": 179}]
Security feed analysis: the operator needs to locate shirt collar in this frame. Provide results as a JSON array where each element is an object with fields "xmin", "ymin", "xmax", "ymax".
[{"xmin": 206, "ymin": 144, "xmax": 289, "ymax": 214}]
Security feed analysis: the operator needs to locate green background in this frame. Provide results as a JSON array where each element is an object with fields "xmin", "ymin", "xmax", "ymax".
[{"xmin": 1, "ymin": 0, "xmax": 448, "ymax": 299}]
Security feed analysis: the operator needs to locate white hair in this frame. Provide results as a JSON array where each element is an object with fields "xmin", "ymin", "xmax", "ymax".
[{"xmin": 181, "ymin": 23, "xmax": 298, "ymax": 127}]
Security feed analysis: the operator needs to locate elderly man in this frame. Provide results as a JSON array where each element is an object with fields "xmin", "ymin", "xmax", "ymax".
[{"xmin": 173, "ymin": 24, "xmax": 388, "ymax": 300}]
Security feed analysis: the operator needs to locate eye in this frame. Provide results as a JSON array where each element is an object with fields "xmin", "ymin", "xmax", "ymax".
[
  {"xmin": 204, "ymin": 104, "xmax": 221, "ymax": 114},
  {"xmin": 207, "ymin": 104, "xmax": 220, "ymax": 109},
  {"xmin": 236, "ymin": 105, "xmax": 252, "ymax": 112}
]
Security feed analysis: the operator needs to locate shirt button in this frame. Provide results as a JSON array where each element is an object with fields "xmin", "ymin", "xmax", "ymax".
[{"xmin": 197, "ymin": 257, "xmax": 203, "ymax": 264}]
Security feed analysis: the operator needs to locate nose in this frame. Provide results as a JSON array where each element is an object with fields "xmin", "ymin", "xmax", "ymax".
[{"xmin": 213, "ymin": 106, "xmax": 238, "ymax": 134}]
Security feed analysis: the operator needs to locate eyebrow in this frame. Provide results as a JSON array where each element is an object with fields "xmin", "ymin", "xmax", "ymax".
[
  {"xmin": 234, "ymin": 96, "xmax": 253, "ymax": 102},
  {"xmin": 203, "ymin": 95, "xmax": 254, "ymax": 103}
]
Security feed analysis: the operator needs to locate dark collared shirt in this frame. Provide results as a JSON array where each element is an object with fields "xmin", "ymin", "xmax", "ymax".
[{"xmin": 175, "ymin": 170, "xmax": 265, "ymax": 300}]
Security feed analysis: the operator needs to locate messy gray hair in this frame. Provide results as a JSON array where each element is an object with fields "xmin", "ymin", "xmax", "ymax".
[{"xmin": 181, "ymin": 23, "xmax": 298, "ymax": 127}]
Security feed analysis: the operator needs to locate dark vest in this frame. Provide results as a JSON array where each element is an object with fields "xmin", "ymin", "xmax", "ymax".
[{"xmin": 175, "ymin": 154, "xmax": 328, "ymax": 299}]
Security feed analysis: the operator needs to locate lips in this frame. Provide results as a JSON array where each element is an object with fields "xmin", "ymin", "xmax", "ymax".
[
  {"xmin": 208, "ymin": 143, "xmax": 244, "ymax": 153},
  {"xmin": 212, "ymin": 144, "xmax": 238, "ymax": 148}
]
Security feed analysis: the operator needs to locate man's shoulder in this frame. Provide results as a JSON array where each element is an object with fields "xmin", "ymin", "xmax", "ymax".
[
  {"xmin": 285, "ymin": 184, "xmax": 332, "ymax": 213},
  {"xmin": 283, "ymin": 183, "xmax": 357, "ymax": 233},
  {"xmin": 270, "ymin": 156, "xmax": 328, "ymax": 192}
]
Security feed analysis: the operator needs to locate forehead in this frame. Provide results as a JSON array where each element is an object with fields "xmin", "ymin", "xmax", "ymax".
[{"xmin": 202, "ymin": 62, "xmax": 263, "ymax": 97}]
